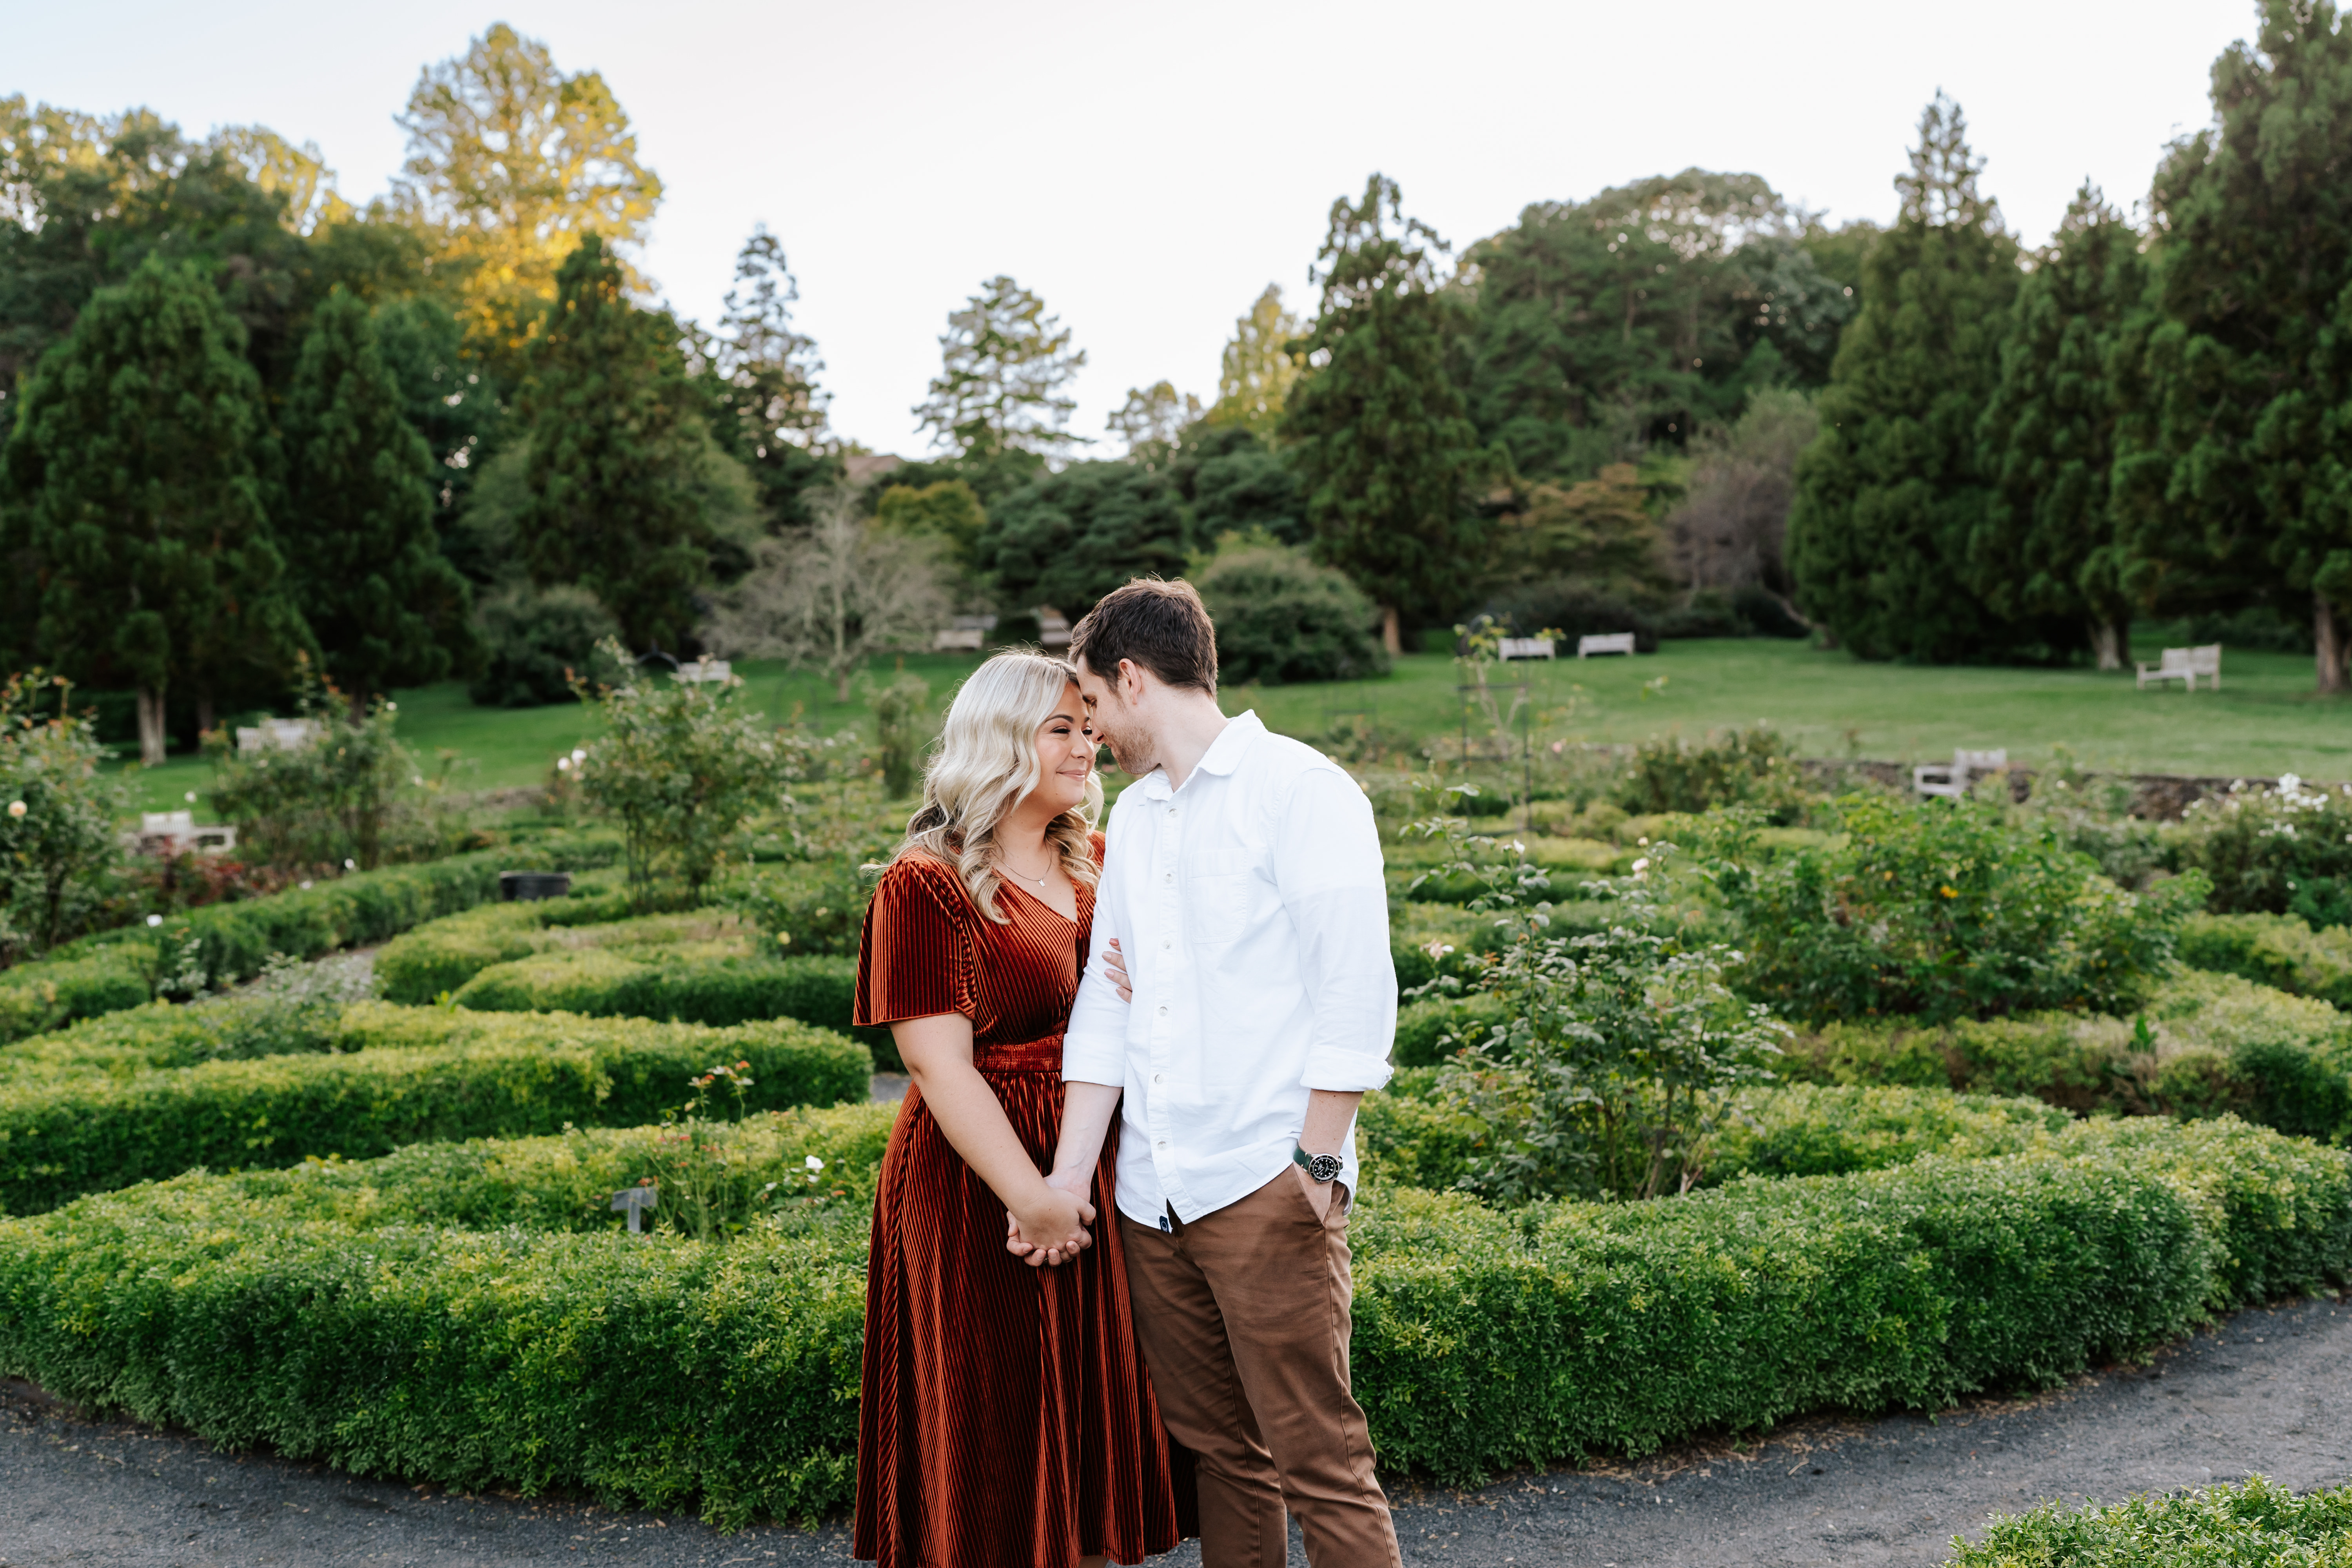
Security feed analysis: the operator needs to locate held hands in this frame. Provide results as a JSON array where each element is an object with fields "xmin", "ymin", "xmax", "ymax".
[
  {"xmin": 1103, "ymin": 939, "xmax": 1133, "ymax": 1004},
  {"xmin": 1005, "ymin": 1167, "xmax": 1096, "ymax": 1267}
]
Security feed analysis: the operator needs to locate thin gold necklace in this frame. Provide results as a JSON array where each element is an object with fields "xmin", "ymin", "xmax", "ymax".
[{"xmin": 1000, "ymin": 847, "xmax": 1054, "ymax": 890}]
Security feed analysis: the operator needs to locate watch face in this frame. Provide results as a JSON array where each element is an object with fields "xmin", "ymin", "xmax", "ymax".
[{"xmin": 1307, "ymin": 1153, "xmax": 1343, "ymax": 1184}]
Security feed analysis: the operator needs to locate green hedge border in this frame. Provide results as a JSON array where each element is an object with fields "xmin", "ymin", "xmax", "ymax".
[
  {"xmin": 1, "ymin": 1100, "xmax": 2341, "ymax": 1526},
  {"xmin": 0, "ymin": 1001, "xmax": 870, "ymax": 1214}
]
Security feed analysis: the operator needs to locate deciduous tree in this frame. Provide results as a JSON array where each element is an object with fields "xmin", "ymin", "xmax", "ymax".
[{"xmin": 1207, "ymin": 284, "xmax": 1301, "ymax": 437}]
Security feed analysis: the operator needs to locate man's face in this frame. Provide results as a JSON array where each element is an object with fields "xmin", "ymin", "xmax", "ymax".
[{"xmin": 1072, "ymin": 656, "xmax": 1154, "ymax": 777}]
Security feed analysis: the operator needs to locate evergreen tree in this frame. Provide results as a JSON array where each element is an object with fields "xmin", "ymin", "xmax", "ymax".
[
  {"xmin": 280, "ymin": 289, "xmax": 474, "ymax": 703},
  {"xmin": 2114, "ymin": 1, "xmax": 2352, "ymax": 690},
  {"xmin": 514, "ymin": 234, "xmax": 714, "ymax": 652},
  {"xmin": 1786, "ymin": 94, "xmax": 2022, "ymax": 661},
  {"xmin": 912, "ymin": 276, "xmax": 1087, "ymax": 461},
  {"xmin": 1974, "ymin": 185, "xmax": 2149, "ymax": 668},
  {"xmin": 978, "ymin": 463, "xmax": 1190, "ymax": 622},
  {"xmin": 1281, "ymin": 173, "xmax": 1493, "ymax": 650},
  {"xmin": 0, "ymin": 256, "xmax": 310, "ymax": 762},
  {"xmin": 694, "ymin": 226, "xmax": 837, "ymax": 532}
]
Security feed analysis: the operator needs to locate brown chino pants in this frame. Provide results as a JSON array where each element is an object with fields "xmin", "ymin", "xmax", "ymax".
[{"xmin": 1119, "ymin": 1169, "xmax": 1401, "ymax": 1568}]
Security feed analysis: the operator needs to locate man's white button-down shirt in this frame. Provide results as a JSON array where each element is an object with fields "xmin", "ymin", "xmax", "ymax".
[{"xmin": 1062, "ymin": 711, "xmax": 1396, "ymax": 1227}]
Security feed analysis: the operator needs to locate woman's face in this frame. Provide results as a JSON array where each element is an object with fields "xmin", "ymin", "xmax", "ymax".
[{"xmin": 1024, "ymin": 683, "xmax": 1095, "ymax": 818}]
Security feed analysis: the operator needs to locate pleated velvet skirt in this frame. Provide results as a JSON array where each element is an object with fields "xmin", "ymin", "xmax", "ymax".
[{"xmin": 855, "ymin": 1034, "xmax": 1194, "ymax": 1567}]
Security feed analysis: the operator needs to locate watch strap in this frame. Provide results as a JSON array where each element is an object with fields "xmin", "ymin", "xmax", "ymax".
[{"xmin": 1292, "ymin": 1145, "xmax": 1342, "ymax": 1183}]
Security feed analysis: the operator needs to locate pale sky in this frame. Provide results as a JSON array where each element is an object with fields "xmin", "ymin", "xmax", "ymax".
[{"xmin": 9, "ymin": 0, "xmax": 2254, "ymax": 455}]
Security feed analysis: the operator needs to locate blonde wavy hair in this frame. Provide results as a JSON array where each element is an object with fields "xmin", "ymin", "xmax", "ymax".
[{"xmin": 892, "ymin": 649, "xmax": 1102, "ymax": 922}]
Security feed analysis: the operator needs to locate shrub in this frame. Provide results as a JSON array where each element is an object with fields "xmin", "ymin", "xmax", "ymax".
[
  {"xmin": 1191, "ymin": 533, "xmax": 1390, "ymax": 684},
  {"xmin": 1945, "ymin": 1476, "xmax": 2352, "ymax": 1566},
  {"xmin": 374, "ymin": 895, "xmax": 726, "ymax": 1004},
  {"xmin": 2169, "ymin": 773, "xmax": 2352, "ymax": 926},
  {"xmin": 866, "ymin": 671, "xmax": 933, "ymax": 800},
  {"xmin": 572, "ymin": 644, "xmax": 812, "ymax": 906},
  {"xmin": 1404, "ymin": 826, "xmax": 1787, "ymax": 1202},
  {"xmin": 468, "ymin": 583, "xmax": 622, "ymax": 708},
  {"xmin": 448, "ymin": 947, "xmax": 887, "ymax": 1064},
  {"xmin": 4, "ymin": 1109, "xmax": 2334, "ymax": 1523},
  {"xmin": 1611, "ymin": 727, "xmax": 1811, "ymax": 822},
  {"xmin": 2179, "ymin": 909, "xmax": 2352, "ymax": 1009},
  {"xmin": 0, "ymin": 1002, "xmax": 871, "ymax": 1214},
  {"xmin": 205, "ymin": 667, "xmax": 446, "ymax": 871},
  {"xmin": 1706, "ymin": 795, "xmax": 2208, "ymax": 1026},
  {"xmin": 1393, "ymin": 993, "xmax": 1509, "ymax": 1067},
  {"xmin": 0, "ymin": 672, "xmax": 128, "ymax": 957},
  {"xmin": 1781, "ymin": 969, "xmax": 2352, "ymax": 1144}
]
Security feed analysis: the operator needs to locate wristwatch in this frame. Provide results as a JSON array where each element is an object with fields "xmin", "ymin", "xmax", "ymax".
[{"xmin": 1292, "ymin": 1145, "xmax": 1343, "ymax": 1184}]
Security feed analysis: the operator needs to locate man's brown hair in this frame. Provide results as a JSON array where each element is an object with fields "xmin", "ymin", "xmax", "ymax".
[{"xmin": 1068, "ymin": 577, "xmax": 1218, "ymax": 694}]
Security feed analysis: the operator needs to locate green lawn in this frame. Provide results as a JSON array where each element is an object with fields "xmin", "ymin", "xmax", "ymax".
[{"xmin": 114, "ymin": 635, "xmax": 2352, "ymax": 817}]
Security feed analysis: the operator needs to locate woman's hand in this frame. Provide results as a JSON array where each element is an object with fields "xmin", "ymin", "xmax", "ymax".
[
  {"xmin": 1007, "ymin": 1165, "xmax": 1097, "ymax": 1266},
  {"xmin": 1103, "ymin": 938, "xmax": 1133, "ymax": 1004},
  {"xmin": 1006, "ymin": 1177, "xmax": 1094, "ymax": 1265}
]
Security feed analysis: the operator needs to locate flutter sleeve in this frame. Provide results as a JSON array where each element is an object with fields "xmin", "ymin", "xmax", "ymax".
[{"xmin": 854, "ymin": 857, "xmax": 974, "ymax": 1027}]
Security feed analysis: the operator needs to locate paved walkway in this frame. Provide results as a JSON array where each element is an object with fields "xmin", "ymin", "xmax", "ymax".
[{"xmin": 2, "ymin": 1292, "xmax": 2343, "ymax": 1568}]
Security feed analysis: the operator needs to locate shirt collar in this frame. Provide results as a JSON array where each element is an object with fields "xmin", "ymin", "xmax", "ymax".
[{"xmin": 1133, "ymin": 710, "xmax": 1263, "ymax": 800}]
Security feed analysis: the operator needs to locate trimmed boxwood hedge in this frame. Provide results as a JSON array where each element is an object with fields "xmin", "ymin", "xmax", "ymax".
[
  {"xmin": 2179, "ymin": 909, "xmax": 2352, "ymax": 1010},
  {"xmin": 450, "ymin": 947, "xmax": 891, "ymax": 1067},
  {"xmin": 0, "ymin": 839, "xmax": 620, "ymax": 1042},
  {"xmin": 1786, "ymin": 969, "xmax": 2352, "ymax": 1144},
  {"xmin": 0, "ymin": 1103, "xmax": 2341, "ymax": 1526},
  {"xmin": 1945, "ymin": 1475, "xmax": 2352, "ymax": 1566},
  {"xmin": 0, "ymin": 1002, "xmax": 870, "ymax": 1214},
  {"xmin": 371, "ymin": 887, "xmax": 704, "ymax": 1004}
]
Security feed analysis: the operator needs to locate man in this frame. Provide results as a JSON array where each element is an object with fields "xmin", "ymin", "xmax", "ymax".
[{"xmin": 1048, "ymin": 577, "xmax": 1403, "ymax": 1568}]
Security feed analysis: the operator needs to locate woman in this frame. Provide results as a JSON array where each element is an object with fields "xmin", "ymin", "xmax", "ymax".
[{"xmin": 853, "ymin": 650, "xmax": 1192, "ymax": 1568}]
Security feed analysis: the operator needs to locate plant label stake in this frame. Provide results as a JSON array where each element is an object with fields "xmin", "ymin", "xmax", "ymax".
[{"xmin": 611, "ymin": 1185, "xmax": 658, "ymax": 1234}]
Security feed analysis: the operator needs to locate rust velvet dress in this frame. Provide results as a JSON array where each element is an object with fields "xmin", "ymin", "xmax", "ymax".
[{"xmin": 853, "ymin": 841, "xmax": 1193, "ymax": 1568}]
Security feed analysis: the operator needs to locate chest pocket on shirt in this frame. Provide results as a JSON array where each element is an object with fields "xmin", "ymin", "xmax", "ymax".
[{"xmin": 1182, "ymin": 847, "xmax": 1262, "ymax": 945}]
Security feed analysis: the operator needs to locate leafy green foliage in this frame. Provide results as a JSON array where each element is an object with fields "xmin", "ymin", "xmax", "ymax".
[
  {"xmin": 279, "ymin": 289, "xmax": 472, "ymax": 700},
  {"xmin": 866, "ymin": 671, "xmax": 932, "ymax": 800},
  {"xmin": 1407, "ymin": 824, "xmax": 1787, "ymax": 1202},
  {"xmin": 571, "ymin": 650, "xmax": 808, "ymax": 905},
  {"xmin": 0, "ymin": 674, "xmax": 129, "ymax": 956},
  {"xmin": 1192, "ymin": 534, "xmax": 1388, "ymax": 684},
  {"xmin": 374, "ymin": 896, "xmax": 725, "ymax": 1004},
  {"xmin": 978, "ymin": 461, "xmax": 1189, "ymax": 622},
  {"xmin": 2180, "ymin": 909, "xmax": 2352, "ymax": 1010},
  {"xmin": 1945, "ymin": 1476, "xmax": 2352, "ymax": 1567},
  {"xmin": 911, "ymin": 274, "xmax": 1085, "ymax": 461},
  {"xmin": 1706, "ymin": 795, "xmax": 2206, "ymax": 1025},
  {"xmin": 1282, "ymin": 174, "xmax": 1492, "ymax": 634},
  {"xmin": 690, "ymin": 227, "xmax": 836, "ymax": 534},
  {"xmin": 467, "ymin": 584, "xmax": 623, "ymax": 707},
  {"xmin": 0, "ymin": 1001, "xmax": 870, "ymax": 1214},
  {"xmin": 1786, "ymin": 95, "xmax": 2029, "ymax": 661},
  {"xmin": 1171, "ymin": 423, "xmax": 1306, "ymax": 546},
  {"xmin": 1611, "ymin": 726, "xmax": 1810, "ymax": 820},
  {"xmin": 204, "ymin": 669, "xmax": 442, "ymax": 869},
  {"xmin": 451, "ymin": 947, "xmax": 858, "ymax": 1038},
  {"xmin": 2168, "ymin": 774, "xmax": 2352, "ymax": 926}
]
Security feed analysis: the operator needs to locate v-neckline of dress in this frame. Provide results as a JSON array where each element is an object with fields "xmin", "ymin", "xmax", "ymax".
[{"xmin": 1003, "ymin": 875, "xmax": 1083, "ymax": 927}]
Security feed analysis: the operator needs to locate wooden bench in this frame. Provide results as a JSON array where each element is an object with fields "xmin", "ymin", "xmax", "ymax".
[
  {"xmin": 2137, "ymin": 644, "xmax": 2221, "ymax": 691},
  {"xmin": 1497, "ymin": 637, "xmax": 1555, "ymax": 660},
  {"xmin": 1915, "ymin": 748, "xmax": 2007, "ymax": 800},
  {"xmin": 1577, "ymin": 632, "xmax": 1638, "ymax": 658}
]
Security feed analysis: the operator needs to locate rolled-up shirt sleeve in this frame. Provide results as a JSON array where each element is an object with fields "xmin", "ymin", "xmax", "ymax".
[
  {"xmin": 1061, "ymin": 808, "xmax": 1132, "ymax": 1088},
  {"xmin": 1272, "ymin": 766, "xmax": 1396, "ymax": 1092}
]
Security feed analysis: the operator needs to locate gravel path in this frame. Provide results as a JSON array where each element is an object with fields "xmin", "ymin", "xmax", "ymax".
[{"xmin": 2, "ymin": 1291, "xmax": 2343, "ymax": 1568}]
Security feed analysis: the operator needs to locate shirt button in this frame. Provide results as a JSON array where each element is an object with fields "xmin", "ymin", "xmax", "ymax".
[
  {"xmin": 1168, "ymin": 807, "xmax": 1177, "ymax": 817},
  {"xmin": 1161, "ymin": 939, "xmax": 1171, "ymax": 950},
  {"xmin": 1153, "ymin": 1073, "xmax": 1163, "ymax": 1084},
  {"xmin": 1157, "ymin": 1005, "xmax": 1168, "ymax": 1016},
  {"xmin": 1163, "ymin": 873, "xmax": 1172, "ymax": 884},
  {"xmin": 1157, "ymin": 1140, "xmax": 1167, "ymax": 1148}
]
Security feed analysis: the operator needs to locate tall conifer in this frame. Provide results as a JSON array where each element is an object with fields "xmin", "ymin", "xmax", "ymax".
[
  {"xmin": 2113, "ymin": 0, "xmax": 2352, "ymax": 690},
  {"xmin": 515, "ymin": 234, "xmax": 711, "ymax": 651},
  {"xmin": 0, "ymin": 256, "xmax": 310, "ymax": 762},
  {"xmin": 281, "ymin": 289, "xmax": 472, "ymax": 703},
  {"xmin": 1281, "ymin": 174, "xmax": 1491, "ymax": 650},
  {"xmin": 1787, "ymin": 95, "xmax": 2021, "ymax": 661},
  {"xmin": 1973, "ymin": 185, "xmax": 2149, "ymax": 668}
]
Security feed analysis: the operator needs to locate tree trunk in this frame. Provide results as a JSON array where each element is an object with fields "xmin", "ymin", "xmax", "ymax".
[
  {"xmin": 196, "ymin": 694, "xmax": 216, "ymax": 737},
  {"xmin": 135, "ymin": 686, "xmax": 167, "ymax": 767},
  {"xmin": 2089, "ymin": 619, "xmax": 2122, "ymax": 671},
  {"xmin": 2320, "ymin": 593, "xmax": 2348, "ymax": 694},
  {"xmin": 1380, "ymin": 606, "xmax": 1402, "ymax": 657}
]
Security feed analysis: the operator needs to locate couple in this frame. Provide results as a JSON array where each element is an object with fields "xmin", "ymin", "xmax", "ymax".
[{"xmin": 851, "ymin": 579, "xmax": 1403, "ymax": 1568}]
